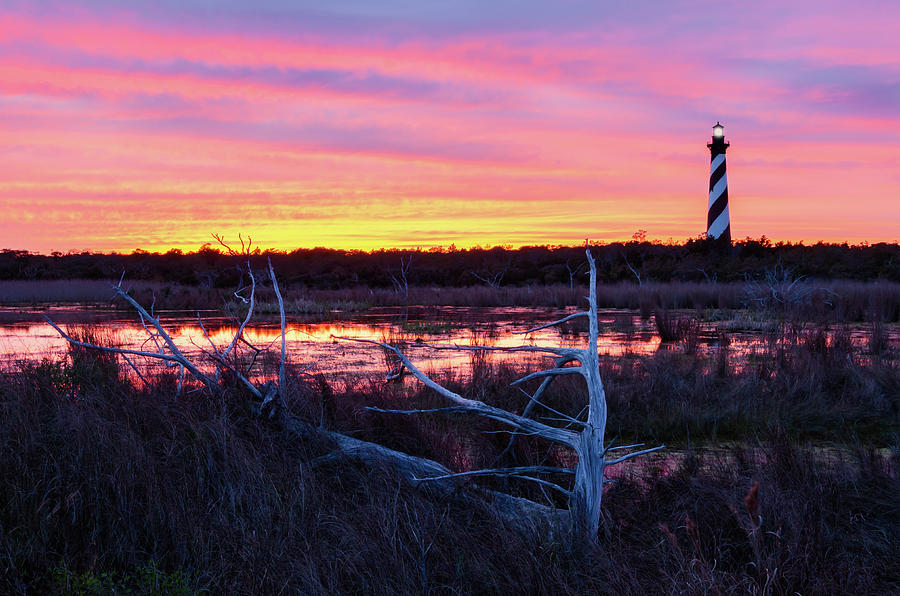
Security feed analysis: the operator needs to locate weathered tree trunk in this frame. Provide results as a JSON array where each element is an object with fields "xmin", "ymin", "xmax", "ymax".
[
  {"xmin": 572, "ymin": 427, "xmax": 606, "ymax": 540},
  {"xmin": 569, "ymin": 253, "xmax": 608, "ymax": 540}
]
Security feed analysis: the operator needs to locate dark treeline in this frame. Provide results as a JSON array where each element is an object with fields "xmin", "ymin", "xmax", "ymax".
[{"xmin": 2, "ymin": 237, "xmax": 898, "ymax": 288}]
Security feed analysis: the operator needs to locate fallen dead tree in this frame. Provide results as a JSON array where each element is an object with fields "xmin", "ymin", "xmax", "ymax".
[
  {"xmin": 44, "ymin": 242, "xmax": 564, "ymax": 537},
  {"xmin": 336, "ymin": 249, "xmax": 663, "ymax": 543},
  {"xmin": 46, "ymin": 241, "xmax": 661, "ymax": 543}
]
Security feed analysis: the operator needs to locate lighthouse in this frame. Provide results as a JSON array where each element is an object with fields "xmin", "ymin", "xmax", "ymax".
[{"xmin": 706, "ymin": 122, "xmax": 731, "ymax": 242}]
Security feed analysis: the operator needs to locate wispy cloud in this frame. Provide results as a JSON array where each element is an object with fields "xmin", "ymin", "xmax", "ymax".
[{"xmin": 1, "ymin": 0, "xmax": 898, "ymax": 252}]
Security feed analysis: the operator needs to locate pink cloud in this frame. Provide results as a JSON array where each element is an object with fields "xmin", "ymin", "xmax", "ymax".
[{"xmin": 1, "ymin": 4, "xmax": 898, "ymax": 253}]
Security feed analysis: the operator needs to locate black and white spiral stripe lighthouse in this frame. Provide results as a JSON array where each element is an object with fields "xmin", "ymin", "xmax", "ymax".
[{"xmin": 706, "ymin": 122, "xmax": 731, "ymax": 242}]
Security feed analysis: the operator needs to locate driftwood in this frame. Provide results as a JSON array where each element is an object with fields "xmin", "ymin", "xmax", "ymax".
[
  {"xmin": 298, "ymin": 419, "xmax": 564, "ymax": 533},
  {"xmin": 44, "ymin": 242, "xmax": 564, "ymax": 536},
  {"xmin": 45, "ymin": 242, "xmax": 661, "ymax": 542},
  {"xmin": 337, "ymin": 249, "xmax": 663, "ymax": 542}
]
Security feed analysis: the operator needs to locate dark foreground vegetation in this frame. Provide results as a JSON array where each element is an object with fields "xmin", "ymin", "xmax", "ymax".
[{"xmin": 2, "ymin": 323, "xmax": 897, "ymax": 594}]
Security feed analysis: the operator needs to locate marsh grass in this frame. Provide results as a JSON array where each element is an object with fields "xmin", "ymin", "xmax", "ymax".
[
  {"xmin": 1, "ymin": 298, "xmax": 898, "ymax": 593},
  {"xmin": 399, "ymin": 318, "xmax": 458, "ymax": 336},
  {"xmin": 0, "ymin": 361, "xmax": 602, "ymax": 595},
  {"xmin": 601, "ymin": 437, "xmax": 899, "ymax": 594},
  {"xmin": 0, "ymin": 280, "xmax": 221, "ymax": 309},
  {"xmin": 599, "ymin": 326, "xmax": 898, "ymax": 444},
  {"xmin": 0, "ymin": 279, "xmax": 118, "ymax": 304},
  {"xmin": 7, "ymin": 279, "xmax": 900, "ymax": 324},
  {"xmin": 653, "ymin": 309, "xmax": 702, "ymax": 350},
  {"xmin": 2, "ymin": 358, "xmax": 896, "ymax": 594}
]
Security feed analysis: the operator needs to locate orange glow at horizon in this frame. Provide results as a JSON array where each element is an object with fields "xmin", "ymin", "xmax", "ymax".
[{"xmin": 2, "ymin": 3, "xmax": 899, "ymax": 254}]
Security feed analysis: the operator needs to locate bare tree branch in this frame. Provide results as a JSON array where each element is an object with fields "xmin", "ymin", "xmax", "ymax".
[
  {"xmin": 419, "ymin": 465, "xmax": 575, "ymax": 480},
  {"xmin": 366, "ymin": 406, "xmax": 482, "ymax": 416},
  {"xmin": 606, "ymin": 442, "xmax": 644, "ymax": 452},
  {"xmin": 112, "ymin": 283, "xmax": 217, "ymax": 388},
  {"xmin": 221, "ymin": 264, "xmax": 256, "ymax": 361},
  {"xmin": 416, "ymin": 466, "xmax": 574, "ymax": 496},
  {"xmin": 516, "ymin": 386, "xmax": 584, "ymax": 426},
  {"xmin": 407, "ymin": 341, "xmax": 579, "ymax": 358},
  {"xmin": 390, "ymin": 254, "xmax": 413, "ymax": 299},
  {"xmin": 605, "ymin": 445, "xmax": 666, "ymax": 466},
  {"xmin": 119, "ymin": 352, "xmax": 151, "ymax": 388},
  {"xmin": 334, "ymin": 336, "xmax": 579, "ymax": 448},
  {"xmin": 566, "ymin": 259, "xmax": 586, "ymax": 290},
  {"xmin": 496, "ymin": 376, "xmax": 554, "ymax": 462},
  {"xmin": 470, "ymin": 260, "xmax": 509, "ymax": 288},
  {"xmin": 521, "ymin": 311, "xmax": 588, "ymax": 334},
  {"xmin": 510, "ymin": 366, "xmax": 583, "ymax": 386},
  {"xmin": 44, "ymin": 318, "xmax": 189, "ymax": 365},
  {"xmin": 191, "ymin": 343, "xmax": 263, "ymax": 399},
  {"xmin": 268, "ymin": 257, "xmax": 287, "ymax": 395}
]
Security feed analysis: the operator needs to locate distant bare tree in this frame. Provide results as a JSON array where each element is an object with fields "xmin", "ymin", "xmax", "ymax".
[
  {"xmin": 696, "ymin": 267, "xmax": 717, "ymax": 283},
  {"xmin": 565, "ymin": 259, "xmax": 586, "ymax": 289},
  {"xmin": 623, "ymin": 255, "xmax": 643, "ymax": 286},
  {"xmin": 622, "ymin": 231, "xmax": 649, "ymax": 285},
  {"xmin": 391, "ymin": 254, "xmax": 413, "ymax": 299},
  {"xmin": 471, "ymin": 259, "xmax": 509, "ymax": 288},
  {"xmin": 743, "ymin": 262, "xmax": 833, "ymax": 311}
]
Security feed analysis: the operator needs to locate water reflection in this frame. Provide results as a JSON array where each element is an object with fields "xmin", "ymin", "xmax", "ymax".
[{"xmin": 0, "ymin": 306, "xmax": 895, "ymax": 380}]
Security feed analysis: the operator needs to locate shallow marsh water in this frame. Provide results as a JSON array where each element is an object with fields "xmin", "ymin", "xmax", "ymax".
[
  {"xmin": 2, "ymin": 304, "xmax": 896, "ymax": 484},
  {"xmin": 1, "ymin": 304, "xmax": 894, "ymax": 381},
  {"xmin": 1, "ymin": 305, "xmax": 646, "ymax": 376}
]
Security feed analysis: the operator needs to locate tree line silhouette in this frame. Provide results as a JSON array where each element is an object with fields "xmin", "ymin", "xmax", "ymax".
[{"xmin": 2, "ymin": 237, "xmax": 897, "ymax": 288}]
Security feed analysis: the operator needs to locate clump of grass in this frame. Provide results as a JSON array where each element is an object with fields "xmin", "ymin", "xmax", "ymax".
[
  {"xmin": 49, "ymin": 561, "xmax": 194, "ymax": 596},
  {"xmin": 400, "ymin": 319, "xmax": 457, "ymax": 335},
  {"xmin": 32, "ymin": 325, "xmax": 124, "ymax": 397},
  {"xmin": 653, "ymin": 309, "xmax": 702, "ymax": 352},
  {"xmin": 870, "ymin": 318, "xmax": 889, "ymax": 356}
]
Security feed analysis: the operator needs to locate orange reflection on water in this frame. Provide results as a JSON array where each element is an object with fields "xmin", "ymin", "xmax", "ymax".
[
  {"xmin": 0, "ymin": 308, "xmax": 665, "ymax": 380},
  {"xmin": 4, "ymin": 308, "xmax": 887, "ymax": 381}
]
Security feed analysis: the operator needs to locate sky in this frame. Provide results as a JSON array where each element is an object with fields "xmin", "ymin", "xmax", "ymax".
[{"xmin": 1, "ymin": 0, "xmax": 899, "ymax": 253}]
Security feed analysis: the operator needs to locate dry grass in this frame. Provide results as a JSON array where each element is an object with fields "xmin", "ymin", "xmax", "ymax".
[
  {"xmin": 0, "ymin": 293, "xmax": 898, "ymax": 594},
  {"xmin": 5, "ymin": 279, "xmax": 900, "ymax": 324},
  {"xmin": 1, "ymin": 359, "xmax": 896, "ymax": 594},
  {"xmin": 1, "ymin": 362, "xmax": 600, "ymax": 594}
]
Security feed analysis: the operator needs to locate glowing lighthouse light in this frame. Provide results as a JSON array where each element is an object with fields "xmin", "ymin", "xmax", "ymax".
[{"xmin": 706, "ymin": 122, "xmax": 731, "ymax": 242}]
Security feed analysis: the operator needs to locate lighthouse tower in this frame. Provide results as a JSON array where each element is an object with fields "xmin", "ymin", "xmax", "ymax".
[{"xmin": 706, "ymin": 122, "xmax": 731, "ymax": 242}]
